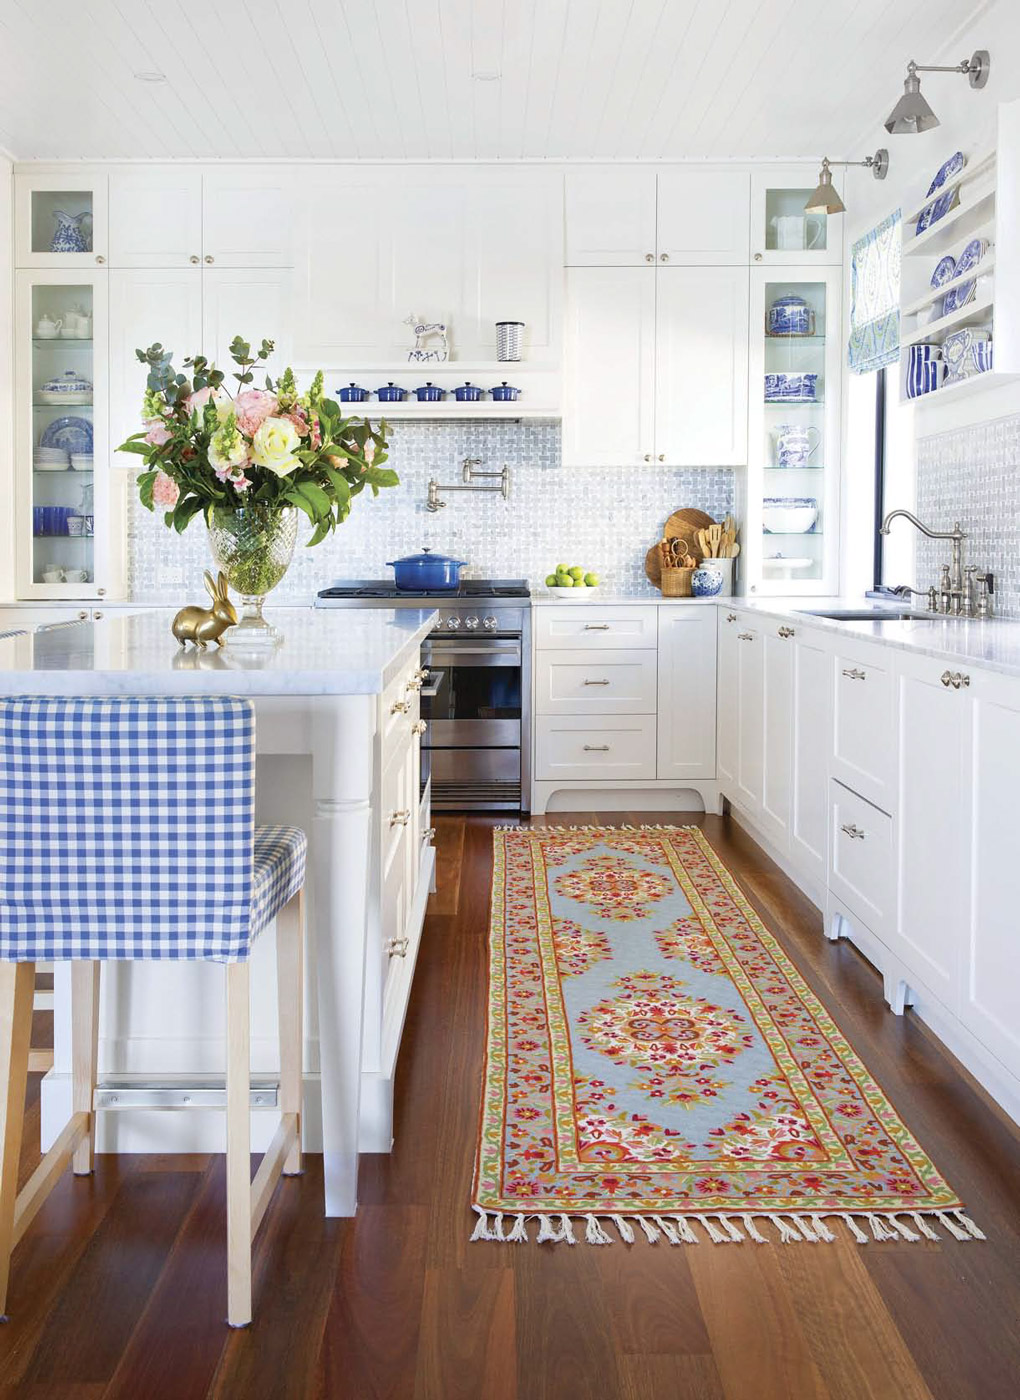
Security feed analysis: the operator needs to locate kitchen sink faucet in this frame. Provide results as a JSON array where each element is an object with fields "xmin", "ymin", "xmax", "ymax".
[{"xmin": 880, "ymin": 509, "xmax": 969, "ymax": 615}]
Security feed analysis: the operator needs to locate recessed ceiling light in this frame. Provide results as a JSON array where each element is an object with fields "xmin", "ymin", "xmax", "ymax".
[
  {"xmin": 471, "ymin": 69, "xmax": 501, "ymax": 82},
  {"xmin": 134, "ymin": 70, "xmax": 167, "ymax": 84}
]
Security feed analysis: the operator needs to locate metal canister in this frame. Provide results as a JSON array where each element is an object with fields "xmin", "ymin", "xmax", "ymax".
[{"xmin": 495, "ymin": 321, "xmax": 524, "ymax": 361}]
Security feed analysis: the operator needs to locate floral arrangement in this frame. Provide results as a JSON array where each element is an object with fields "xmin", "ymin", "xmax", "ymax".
[{"xmin": 117, "ymin": 336, "xmax": 398, "ymax": 545}]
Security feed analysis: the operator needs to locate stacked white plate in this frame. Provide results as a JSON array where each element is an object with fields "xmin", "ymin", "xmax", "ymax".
[
  {"xmin": 34, "ymin": 446, "xmax": 70, "ymax": 472},
  {"xmin": 70, "ymin": 453, "xmax": 94, "ymax": 471}
]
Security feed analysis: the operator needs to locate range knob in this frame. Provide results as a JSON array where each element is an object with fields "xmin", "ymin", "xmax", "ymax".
[
  {"xmin": 483, "ymin": 615, "xmax": 498, "ymax": 630},
  {"xmin": 464, "ymin": 615, "xmax": 479, "ymax": 629},
  {"xmin": 446, "ymin": 616, "xmax": 461, "ymax": 630}
]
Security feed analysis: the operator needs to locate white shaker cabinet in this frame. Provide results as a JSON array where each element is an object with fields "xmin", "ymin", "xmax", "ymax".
[
  {"xmin": 655, "ymin": 267, "xmax": 748, "ymax": 466},
  {"xmin": 734, "ymin": 621, "xmax": 764, "ymax": 819},
  {"xmin": 109, "ymin": 269, "xmax": 203, "ymax": 448},
  {"xmin": 564, "ymin": 168, "xmax": 657, "ymax": 266},
  {"xmin": 202, "ymin": 169, "xmax": 294, "ymax": 267},
  {"xmin": 108, "ymin": 170, "xmax": 204, "ymax": 269},
  {"xmin": 960, "ymin": 667, "xmax": 1020, "ymax": 1076},
  {"xmin": 563, "ymin": 268, "xmax": 656, "ymax": 466},
  {"xmin": 893, "ymin": 654, "xmax": 970, "ymax": 1013},
  {"xmin": 716, "ymin": 609, "xmax": 740, "ymax": 789},
  {"xmin": 656, "ymin": 608, "xmax": 717, "ymax": 781},
  {"xmin": 757, "ymin": 620, "xmax": 794, "ymax": 849},
  {"xmin": 789, "ymin": 627, "xmax": 830, "ymax": 887},
  {"xmin": 656, "ymin": 170, "xmax": 750, "ymax": 265},
  {"xmin": 202, "ymin": 268, "xmax": 294, "ymax": 382}
]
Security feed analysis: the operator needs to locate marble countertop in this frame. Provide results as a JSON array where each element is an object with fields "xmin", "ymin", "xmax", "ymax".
[{"xmin": 0, "ymin": 607, "xmax": 436, "ymax": 695}]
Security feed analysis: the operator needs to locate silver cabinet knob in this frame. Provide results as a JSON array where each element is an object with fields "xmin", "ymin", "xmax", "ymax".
[
  {"xmin": 95, "ymin": 254, "xmax": 105, "ymax": 264},
  {"xmin": 190, "ymin": 254, "xmax": 200, "ymax": 264},
  {"xmin": 645, "ymin": 252, "xmax": 654, "ymax": 262},
  {"xmin": 660, "ymin": 253, "xmax": 669, "ymax": 262},
  {"xmin": 93, "ymin": 611, "xmax": 103, "ymax": 620},
  {"xmin": 643, "ymin": 453, "xmax": 652, "ymax": 462},
  {"xmin": 941, "ymin": 670, "xmax": 954, "ymax": 687},
  {"xmin": 424, "ymin": 826, "xmax": 436, "ymax": 842},
  {"xmin": 97, "ymin": 588, "xmax": 106, "ymax": 596},
  {"xmin": 77, "ymin": 609, "xmax": 89, "ymax": 620},
  {"xmin": 204, "ymin": 255, "xmax": 214, "ymax": 263},
  {"xmin": 389, "ymin": 809, "xmax": 411, "ymax": 827},
  {"xmin": 657, "ymin": 453, "xmax": 665, "ymax": 462},
  {"xmin": 754, "ymin": 252, "xmax": 763, "ymax": 262}
]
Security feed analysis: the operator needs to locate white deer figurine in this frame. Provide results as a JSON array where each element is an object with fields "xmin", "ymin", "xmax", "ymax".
[{"xmin": 405, "ymin": 313, "xmax": 449, "ymax": 363}]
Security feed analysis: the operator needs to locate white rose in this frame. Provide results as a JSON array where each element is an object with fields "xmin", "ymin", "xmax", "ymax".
[
  {"xmin": 208, "ymin": 433, "xmax": 248, "ymax": 472},
  {"xmin": 249, "ymin": 416, "xmax": 302, "ymax": 477}
]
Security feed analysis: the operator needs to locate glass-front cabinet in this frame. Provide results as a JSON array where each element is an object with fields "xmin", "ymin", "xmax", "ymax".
[
  {"xmin": 15, "ymin": 269, "xmax": 123, "ymax": 600},
  {"xmin": 15, "ymin": 173, "xmax": 108, "ymax": 268},
  {"xmin": 744, "ymin": 266, "xmax": 841, "ymax": 595},
  {"xmin": 750, "ymin": 167, "xmax": 843, "ymax": 267}
]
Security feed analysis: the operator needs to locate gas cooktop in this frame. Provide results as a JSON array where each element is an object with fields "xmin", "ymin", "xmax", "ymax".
[{"xmin": 317, "ymin": 578, "xmax": 530, "ymax": 602}]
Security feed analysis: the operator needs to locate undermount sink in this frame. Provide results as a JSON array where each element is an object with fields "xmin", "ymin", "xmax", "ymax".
[{"xmin": 796, "ymin": 608, "xmax": 939, "ymax": 622}]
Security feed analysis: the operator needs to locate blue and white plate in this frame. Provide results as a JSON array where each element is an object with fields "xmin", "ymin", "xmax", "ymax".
[
  {"xmin": 954, "ymin": 237, "xmax": 988, "ymax": 277},
  {"xmin": 930, "ymin": 255, "xmax": 957, "ymax": 288},
  {"xmin": 926, "ymin": 150, "xmax": 966, "ymax": 198},
  {"xmin": 942, "ymin": 279, "xmax": 976, "ymax": 317},
  {"xmin": 38, "ymin": 415, "xmax": 94, "ymax": 453}
]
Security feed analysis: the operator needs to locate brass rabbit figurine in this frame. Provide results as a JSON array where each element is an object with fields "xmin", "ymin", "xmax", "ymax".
[{"xmin": 172, "ymin": 571, "xmax": 238, "ymax": 649}]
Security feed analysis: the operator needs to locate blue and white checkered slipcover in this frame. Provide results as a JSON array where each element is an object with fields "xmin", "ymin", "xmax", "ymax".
[{"xmin": 0, "ymin": 696, "xmax": 305, "ymax": 962}]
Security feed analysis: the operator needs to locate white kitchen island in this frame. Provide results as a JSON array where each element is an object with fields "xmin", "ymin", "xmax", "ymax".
[{"xmin": 0, "ymin": 606, "xmax": 436, "ymax": 1217}]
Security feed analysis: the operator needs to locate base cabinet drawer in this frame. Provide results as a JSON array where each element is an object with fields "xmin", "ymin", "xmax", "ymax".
[
  {"xmin": 828, "ymin": 780, "xmax": 893, "ymax": 936},
  {"xmin": 831, "ymin": 647, "xmax": 895, "ymax": 814},
  {"xmin": 535, "ymin": 649, "xmax": 657, "ymax": 714},
  {"xmin": 535, "ymin": 715, "xmax": 656, "ymax": 780},
  {"xmin": 535, "ymin": 606, "xmax": 658, "ymax": 649}
]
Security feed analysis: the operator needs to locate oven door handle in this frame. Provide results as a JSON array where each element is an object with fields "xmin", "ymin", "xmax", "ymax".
[
  {"xmin": 418, "ymin": 669, "xmax": 445, "ymax": 698},
  {"xmin": 424, "ymin": 643, "xmax": 521, "ymax": 659}
]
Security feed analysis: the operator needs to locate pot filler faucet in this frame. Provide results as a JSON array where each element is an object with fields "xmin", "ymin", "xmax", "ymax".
[
  {"xmin": 426, "ymin": 458, "xmax": 511, "ymax": 512},
  {"xmin": 880, "ymin": 509, "xmax": 993, "ymax": 617}
]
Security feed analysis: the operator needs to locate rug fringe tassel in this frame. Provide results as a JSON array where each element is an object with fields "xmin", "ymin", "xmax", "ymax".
[
  {"xmin": 612, "ymin": 1214, "xmax": 635, "ymax": 1244},
  {"xmin": 473, "ymin": 1207, "xmax": 983, "ymax": 1247}
]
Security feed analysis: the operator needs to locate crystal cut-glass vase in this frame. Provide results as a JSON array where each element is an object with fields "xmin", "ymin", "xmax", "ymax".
[{"xmin": 207, "ymin": 504, "xmax": 298, "ymax": 646}]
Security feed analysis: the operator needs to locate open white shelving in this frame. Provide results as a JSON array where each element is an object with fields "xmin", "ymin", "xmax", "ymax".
[{"xmin": 898, "ymin": 101, "xmax": 1020, "ymax": 405}]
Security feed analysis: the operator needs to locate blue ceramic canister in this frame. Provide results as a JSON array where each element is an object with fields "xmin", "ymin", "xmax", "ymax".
[
  {"xmin": 490, "ymin": 381, "xmax": 520, "ymax": 401},
  {"xmin": 453, "ymin": 382, "xmax": 484, "ymax": 402},
  {"xmin": 375, "ymin": 382, "xmax": 408, "ymax": 402},
  {"xmin": 767, "ymin": 295, "xmax": 813, "ymax": 337},
  {"xmin": 691, "ymin": 564, "xmax": 724, "ymax": 598},
  {"xmin": 414, "ymin": 382, "xmax": 445, "ymax": 402},
  {"xmin": 338, "ymin": 382, "xmax": 370, "ymax": 403}
]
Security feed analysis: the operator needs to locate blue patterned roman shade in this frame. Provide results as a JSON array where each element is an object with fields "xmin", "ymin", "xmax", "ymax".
[{"xmin": 848, "ymin": 210, "xmax": 901, "ymax": 373}]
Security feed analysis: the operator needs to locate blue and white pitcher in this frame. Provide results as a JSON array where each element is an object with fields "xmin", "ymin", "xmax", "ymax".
[{"xmin": 50, "ymin": 210, "xmax": 90, "ymax": 254}]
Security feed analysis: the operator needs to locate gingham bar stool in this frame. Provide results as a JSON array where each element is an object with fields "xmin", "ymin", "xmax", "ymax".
[{"xmin": 0, "ymin": 695, "xmax": 307, "ymax": 1328}]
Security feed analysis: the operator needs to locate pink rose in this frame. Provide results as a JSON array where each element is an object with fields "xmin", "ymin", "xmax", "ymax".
[
  {"xmin": 185, "ymin": 385, "xmax": 229, "ymax": 420},
  {"xmin": 151, "ymin": 470, "xmax": 180, "ymax": 508},
  {"xmin": 144, "ymin": 417, "xmax": 171, "ymax": 447},
  {"xmin": 234, "ymin": 389, "xmax": 278, "ymax": 437}
]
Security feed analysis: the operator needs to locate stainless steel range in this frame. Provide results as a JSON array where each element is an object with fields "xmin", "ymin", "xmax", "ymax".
[{"xmin": 316, "ymin": 579, "xmax": 531, "ymax": 813}]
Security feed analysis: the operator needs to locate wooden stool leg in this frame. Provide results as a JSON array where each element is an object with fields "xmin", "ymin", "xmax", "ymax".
[
  {"xmin": 71, "ymin": 963, "xmax": 100, "ymax": 1175},
  {"xmin": 225, "ymin": 960, "xmax": 251, "ymax": 1328},
  {"xmin": 0, "ymin": 963, "xmax": 35, "ymax": 1318},
  {"xmin": 276, "ymin": 890, "xmax": 304, "ymax": 1176}
]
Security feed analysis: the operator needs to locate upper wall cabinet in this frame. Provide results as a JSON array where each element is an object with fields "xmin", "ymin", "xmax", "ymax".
[
  {"xmin": 750, "ymin": 166, "xmax": 843, "ymax": 267},
  {"xmin": 15, "ymin": 172, "xmax": 109, "ymax": 269},
  {"xmin": 293, "ymin": 169, "xmax": 562, "ymax": 365},
  {"xmin": 565, "ymin": 168, "xmax": 750, "ymax": 266},
  {"xmin": 103, "ymin": 168, "xmax": 294, "ymax": 269}
]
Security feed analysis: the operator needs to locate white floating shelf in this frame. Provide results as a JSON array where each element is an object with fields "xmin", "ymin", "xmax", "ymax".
[
  {"xmin": 904, "ymin": 187, "xmax": 996, "ymax": 258},
  {"xmin": 901, "ymin": 295, "xmax": 994, "ymax": 347},
  {"xmin": 907, "ymin": 370, "xmax": 1019, "ymax": 406},
  {"xmin": 902, "ymin": 256, "xmax": 996, "ymax": 316},
  {"xmin": 903, "ymin": 149, "xmax": 995, "ymax": 225}
]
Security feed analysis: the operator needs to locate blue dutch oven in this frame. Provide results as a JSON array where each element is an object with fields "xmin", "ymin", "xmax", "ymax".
[
  {"xmin": 386, "ymin": 547, "xmax": 467, "ymax": 591},
  {"xmin": 490, "ymin": 381, "xmax": 520, "ymax": 401},
  {"xmin": 338, "ymin": 382, "xmax": 370, "ymax": 403},
  {"xmin": 454, "ymin": 382, "xmax": 483, "ymax": 402},
  {"xmin": 414, "ymin": 382, "xmax": 445, "ymax": 402},
  {"xmin": 375, "ymin": 382, "xmax": 408, "ymax": 402}
]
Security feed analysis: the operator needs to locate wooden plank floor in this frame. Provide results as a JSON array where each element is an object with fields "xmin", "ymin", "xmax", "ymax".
[{"xmin": 0, "ymin": 812, "xmax": 1018, "ymax": 1399}]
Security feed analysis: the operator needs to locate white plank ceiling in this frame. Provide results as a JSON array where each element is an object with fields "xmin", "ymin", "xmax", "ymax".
[{"xmin": 0, "ymin": 0, "xmax": 992, "ymax": 162}]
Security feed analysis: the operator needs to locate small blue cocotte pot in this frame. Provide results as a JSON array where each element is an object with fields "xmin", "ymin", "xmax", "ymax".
[
  {"xmin": 454, "ymin": 382, "xmax": 484, "ymax": 401},
  {"xmin": 386, "ymin": 547, "xmax": 468, "ymax": 591},
  {"xmin": 490, "ymin": 381, "xmax": 520, "ymax": 401},
  {"xmin": 338, "ymin": 382, "xmax": 370, "ymax": 403},
  {"xmin": 414, "ymin": 382, "xmax": 445, "ymax": 402},
  {"xmin": 375, "ymin": 382, "xmax": 408, "ymax": 402}
]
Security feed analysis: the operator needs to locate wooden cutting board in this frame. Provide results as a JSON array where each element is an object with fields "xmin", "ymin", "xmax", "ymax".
[
  {"xmin": 664, "ymin": 508, "xmax": 715, "ymax": 544},
  {"xmin": 645, "ymin": 545, "xmax": 663, "ymax": 587}
]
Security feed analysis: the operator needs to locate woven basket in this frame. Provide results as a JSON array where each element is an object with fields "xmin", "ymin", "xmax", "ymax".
[{"xmin": 660, "ymin": 566, "xmax": 694, "ymax": 597}]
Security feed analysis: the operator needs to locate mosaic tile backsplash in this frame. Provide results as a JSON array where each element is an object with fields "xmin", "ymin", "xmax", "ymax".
[
  {"xmin": 128, "ymin": 422, "xmax": 734, "ymax": 600},
  {"xmin": 915, "ymin": 413, "xmax": 1020, "ymax": 621}
]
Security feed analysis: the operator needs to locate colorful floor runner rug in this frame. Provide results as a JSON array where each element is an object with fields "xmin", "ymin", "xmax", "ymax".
[{"xmin": 472, "ymin": 825, "xmax": 983, "ymax": 1247}]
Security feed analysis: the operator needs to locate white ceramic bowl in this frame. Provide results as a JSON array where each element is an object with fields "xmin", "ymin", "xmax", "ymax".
[
  {"xmin": 543, "ymin": 583, "xmax": 598, "ymax": 599},
  {"xmin": 762, "ymin": 499, "xmax": 818, "ymax": 534}
]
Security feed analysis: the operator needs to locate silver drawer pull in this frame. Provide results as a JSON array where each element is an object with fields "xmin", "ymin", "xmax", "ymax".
[
  {"xmin": 412, "ymin": 719, "xmax": 427, "ymax": 735},
  {"xmin": 583, "ymin": 623, "xmax": 610, "ymax": 630},
  {"xmin": 389, "ymin": 809, "xmax": 411, "ymax": 827},
  {"xmin": 737, "ymin": 632, "xmax": 754, "ymax": 641},
  {"xmin": 841, "ymin": 823, "xmax": 865, "ymax": 840},
  {"xmin": 582, "ymin": 744, "xmax": 610, "ymax": 752},
  {"xmin": 390, "ymin": 699, "xmax": 409, "ymax": 714},
  {"xmin": 940, "ymin": 670, "xmax": 971, "ymax": 689},
  {"xmin": 778, "ymin": 626, "xmax": 795, "ymax": 639},
  {"xmin": 387, "ymin": 937, "xmax": 409, "ymax": 958},
  {"xmin": 842, "ymin": 667, "xmax": 866, "ymax": 681},
  {"xmin": 583, "ymin": 678, "xmax": 611, "ymax": 685},
  {"xmin": 423, "ymin": 826, "xmax": 436, "ymax": 843},
  {"xmin": 726, "ymin": 613, "xmax": 737, "ymax": 622},
  {"xmin": 405, "ymin": 677, "xmax": 422, "ymax": 691}
]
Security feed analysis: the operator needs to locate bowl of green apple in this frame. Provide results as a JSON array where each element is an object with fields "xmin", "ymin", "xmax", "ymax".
[{"xmin": 544, "ymin": 564, "xmax": 601, "ymax": 596}]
